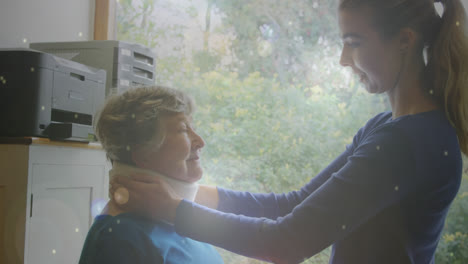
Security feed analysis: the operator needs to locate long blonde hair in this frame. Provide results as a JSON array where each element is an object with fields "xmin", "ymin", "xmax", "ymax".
[{"xmin": 339, "ymin": 0, "xmax": 468, "ymax": 155}]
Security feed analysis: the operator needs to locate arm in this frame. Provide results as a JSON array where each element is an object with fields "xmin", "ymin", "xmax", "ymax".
[
  {"xmin": 214, "ymin": 146, "xmax": 353, "ymax": 219},
  {"xmin": 195, "ymin": 185, "xmax": 219, "ymax": 209},
  {"xmin": 174, "ymin": 125, "xmax": 417, "ymax": 263}
]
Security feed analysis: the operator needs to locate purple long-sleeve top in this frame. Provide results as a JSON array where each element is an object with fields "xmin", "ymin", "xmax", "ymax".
[{"xmin": 175, "ymin": 110, "xmax": 462, "ymax": 264}]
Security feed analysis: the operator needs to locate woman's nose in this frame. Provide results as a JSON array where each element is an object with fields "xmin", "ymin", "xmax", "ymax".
[
  {"xmin": 339, "ymin": 46, "xmax": 351, "ymax": 67},
  {"xmin": 191, "ymin": 131, "xmax": 205, "ymax": 149}
]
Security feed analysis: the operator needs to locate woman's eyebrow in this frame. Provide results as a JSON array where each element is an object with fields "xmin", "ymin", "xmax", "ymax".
[{"xmin": 342, "ymin": 33, "xmax": 364, "ymax": 40}]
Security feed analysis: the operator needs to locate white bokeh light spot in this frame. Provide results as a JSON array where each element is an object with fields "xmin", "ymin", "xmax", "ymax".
[
  {"xmin": 22, "ymin": 38, "xmax": 28, "ymax": 43},
  {"xmin": 78, "ymin": 32, "xmax": 83, "ymax": 37},
  {"xmin": 376, "ymin": 145, "xmax": 380, "ymax": 151},
  {"xmin": 41, "ymin": 106, "xmax": 45, "ymax": 111},
  {"xmin": 341, "ymin": 225, "xmax": 346, "ymax": 230},
  {"xmin": 108, "ymin": 227, "xmax": 112, "ymax": 232},
  {"xmin": 126, "ymin": 145, "xmax": 131, "ymax": 151},
  {"xmin": 52, "ymin": 249, "xmax": 56, "ymax": 255},
  {"xmin": 75, "ymin": 228, "xmax": 79, "ymax": 233},
  {"xmin": 429, "ymin": 89, "xmax": 434, "ymax": 95},
  {"xmin": 91, "ymin": 198, "xmax": 108, "ymax": 218},
  {"xmin": 394, "ymin": 185, "xmax": 399, "ymax": 191},
  {"xmin": 444, "ymin": 151, "xmax": 448, "ymax": 156},
  {"xmin": 30, "ymin": 67, "xmax": 35, "ymax": 72},
  {"xmin": 117, "ymin": 219, "xmax": 120, "ymax": 224}
]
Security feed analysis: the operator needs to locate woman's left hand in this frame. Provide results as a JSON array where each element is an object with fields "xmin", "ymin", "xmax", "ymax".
[{"xmin": 110, "ymin": 174, "xmax": 183, "ymax": 223}]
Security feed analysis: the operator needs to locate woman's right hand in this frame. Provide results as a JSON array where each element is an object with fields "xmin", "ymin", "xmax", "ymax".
[{"xmin": 110, "ymin": 174, "xmax": 182, "ymax": 223}]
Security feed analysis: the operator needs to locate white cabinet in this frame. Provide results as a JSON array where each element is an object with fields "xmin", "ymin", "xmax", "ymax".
[{"xmin": 0, "ymin": 138, "xmax": 110, "ymax": 264}]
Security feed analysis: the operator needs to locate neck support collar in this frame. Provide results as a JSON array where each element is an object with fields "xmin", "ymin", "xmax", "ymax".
[{"xmin": 109, "ymin": 162, "xmax": 199, "ymax": 202}]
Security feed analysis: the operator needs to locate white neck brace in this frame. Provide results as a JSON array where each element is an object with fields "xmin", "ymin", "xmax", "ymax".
[{"xmin": 109, "ymin": 162, "xmax": 199, "ymax": 202}]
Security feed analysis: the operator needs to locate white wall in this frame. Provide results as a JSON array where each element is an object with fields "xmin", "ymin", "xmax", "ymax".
[{"xmin": 0, "ymin": 0, "xmax": 95, "ymax": 48}]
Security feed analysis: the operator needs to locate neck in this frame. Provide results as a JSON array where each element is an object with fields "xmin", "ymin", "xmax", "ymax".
[
  {"xmin": 386, "ymin": 57, "xmax": 439, "ymax": 119},
  {"xmin": 109, "ymin": 162, "xmax": 199, "ymax": 202}
]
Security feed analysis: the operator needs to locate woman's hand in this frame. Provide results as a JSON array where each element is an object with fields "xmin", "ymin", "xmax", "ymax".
[{"xmin": 110, "ymin": 174, "xmax": 182, "ymax": 223}]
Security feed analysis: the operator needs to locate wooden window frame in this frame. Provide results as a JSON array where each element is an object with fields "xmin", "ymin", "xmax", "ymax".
[{"xmin": 94, "ymin": 0, "xmax": 116, "ymax": 40}]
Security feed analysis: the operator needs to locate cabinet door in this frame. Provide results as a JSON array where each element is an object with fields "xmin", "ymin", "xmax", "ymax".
[{"xmin": 25, "ymin": 146, "xmax": 109, "ymax": 264}]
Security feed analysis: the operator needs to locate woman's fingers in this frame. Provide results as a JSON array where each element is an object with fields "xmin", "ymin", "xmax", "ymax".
[
  {"xmin": 109, "ymin": 179, "xmax": 118, "ymax": 195},
  {"xmin": 130, "ymin": 173, "xmax": 157, "ymax": 183},
  {"xmin": 115, "ymin": 175, "xmax": 162, "ymax": 190}
]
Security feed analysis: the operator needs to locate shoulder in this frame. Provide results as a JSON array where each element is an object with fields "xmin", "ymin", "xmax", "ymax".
[
  {"xmin": 388, "ymin": 110, "xmax": 459, "ymax": 147},
  {"xmin": 389, "ymin": 110, "xmax": 462, "ymax": 183},
  {"xmin": 354, "ymin": 119, "xmax": 415, "ymax": 166},
  {"xmin": 358, "ymin": 110, "xmax": 459, "ymax": 154},
  {"xmin": 350, "ymin": 111, "xmax": 392, "ymax": 149},
  {"xmin": 359, "ymin": 110, "xmax": 462, "ymax": 185},
  {"xmin": 81, "ymin": 214, "xmax": 165, "ymax": 264}
]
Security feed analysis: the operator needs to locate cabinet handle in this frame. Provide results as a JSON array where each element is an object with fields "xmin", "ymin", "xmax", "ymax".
[{"xmin": 30, "ymin": 193, "xmax": 33, "ymax": 217}]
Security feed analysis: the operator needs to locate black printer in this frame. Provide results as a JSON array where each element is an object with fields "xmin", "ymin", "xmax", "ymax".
[{"xmin": 0, "ymin": 49, "xmax": 106, "ymax": 141}]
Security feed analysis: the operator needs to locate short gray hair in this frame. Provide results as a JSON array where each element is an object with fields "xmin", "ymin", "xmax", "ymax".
[{"xmin": 95, "ymin": 85, "xmax": 195, "ymax": 164}]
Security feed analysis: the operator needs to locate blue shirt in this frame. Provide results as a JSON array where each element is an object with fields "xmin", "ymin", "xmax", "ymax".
[
  {"xmin": 174, "ymin": 110, "xmax": 462, "ymax": 264},
  {"xmin": 79, "ymin": 212, "xmax": 224, "ymax": 264}
]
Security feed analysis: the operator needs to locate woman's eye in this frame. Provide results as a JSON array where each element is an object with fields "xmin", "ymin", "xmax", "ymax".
[{"xmin": 346, "ymin": 42, "xmax": 360, "ymax": 48}]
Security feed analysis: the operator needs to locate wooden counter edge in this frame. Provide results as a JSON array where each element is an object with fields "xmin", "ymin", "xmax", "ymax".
[{"xmin": 0, "ymin": 137, "xmax": 103, "ymax": 150}]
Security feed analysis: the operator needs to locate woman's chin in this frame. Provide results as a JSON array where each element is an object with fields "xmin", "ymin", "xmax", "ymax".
[{"xmin": 187, "ymin": 171, "xmax": 203, "ymax": 183}]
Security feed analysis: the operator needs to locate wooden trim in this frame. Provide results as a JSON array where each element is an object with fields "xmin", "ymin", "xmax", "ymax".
[
  {"xmin": 0, "ymin": 145, "xmax": 29, "ymax": 264},
  {"xmin": 94, "ymin": 0, "xmax": 114, "ymax": 40},
  {"xmin": 0, "ymin": 137, "xmax": 102, "ymax": 150},
  {"xmin": 31, "ymin": 137, "xmax": 103, "ymax": 149}
]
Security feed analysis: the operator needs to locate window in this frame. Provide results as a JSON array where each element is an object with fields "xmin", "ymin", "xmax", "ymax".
[{"xmin": 115, "ymin": 0, "xmax": 467, "ymax": 263}]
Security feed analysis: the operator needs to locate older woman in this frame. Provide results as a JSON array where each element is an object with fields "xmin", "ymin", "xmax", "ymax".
[{"xmin": 78, "ymin": 86, "xmax": 223, "ymax": 264}]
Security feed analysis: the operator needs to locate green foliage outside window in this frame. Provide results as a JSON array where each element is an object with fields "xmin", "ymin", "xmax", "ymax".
[{"xmin": 116, "ymin": 0, "xmax": 468, "ymax": 263}]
